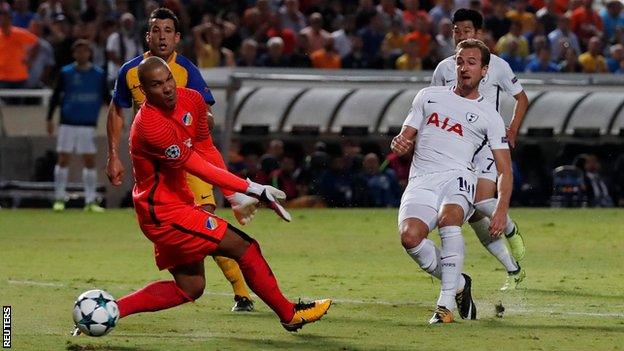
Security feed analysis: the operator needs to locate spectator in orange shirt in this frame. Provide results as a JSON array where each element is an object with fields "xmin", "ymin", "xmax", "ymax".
[
  {"xmin": 0, "ymin": 2, "xmax": 38, "ymax": 89},
  {"xmin": 402, "ymin": 0, "xmax": 431, "ymax": 33},
  {"xmin": 310, "ymin": 37, "xmax": 341, "ymax": 69},
  {"xmin": 570, "ymin": 0, "xmax": 604, "ymax": 49}
]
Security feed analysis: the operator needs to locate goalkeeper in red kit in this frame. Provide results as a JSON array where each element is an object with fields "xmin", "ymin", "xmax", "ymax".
[{"xmin": 103, "ymin": 57, "xmax": 330, "ymax": 332}]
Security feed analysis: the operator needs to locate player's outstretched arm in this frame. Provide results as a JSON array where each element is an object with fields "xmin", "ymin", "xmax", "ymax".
[
  {"xmin": 391, "ymin": 125, "xmax": 417, "ymax": 156},
  {"xmin": 106, "ymin": 101, "xmax": 125, "ymax": 186},
  {"xmin": 489, "ymin": 148, "xmax": 513, "ymax": 237},
  {"xmin": 182, "ymin": 152, "xmax": 291, "ymax": 222},
  {"xmin": 507, "ymin": 90, "xmax": 529, "ymax": 148}
]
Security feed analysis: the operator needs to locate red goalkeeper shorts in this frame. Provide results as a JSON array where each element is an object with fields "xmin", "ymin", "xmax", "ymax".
[{"xmin": 140, "ymin": 206, "xmax": 229, "ymax": 270}]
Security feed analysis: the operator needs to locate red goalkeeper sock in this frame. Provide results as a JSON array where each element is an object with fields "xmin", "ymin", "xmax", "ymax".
[
  {"xmin": 237, "ymin": 241, "xmax": 295, "ymax": 322},
  {"xmin": 117, "ymin": 280, "xmax": 193, "ymax": 318}
]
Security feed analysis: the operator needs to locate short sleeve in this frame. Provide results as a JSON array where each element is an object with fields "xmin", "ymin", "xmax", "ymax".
[
  {"xmin": 139, "ymin": 116, "xmax": 192, "ymax": 168},
  {"xmin": 112, "ymin": 64, "xmax": 132, "ymax": 108},
  {"xmin": 497, "ymin": 59, "xmax": 523, "ymax": 96},
  {"xmin": 430, "ymin": 62, "xmax": 446, "ymax": 86},
  {"xmin": 486, "ymin": 110, "xmax": 510, "ymax": 150},
  {"xmin": 180, "ymin": 57, "xmax": 215, "ymax": 105},
  {"xmin": 403, "ymin": 89, "xmax": 426, "ymax": 130}
]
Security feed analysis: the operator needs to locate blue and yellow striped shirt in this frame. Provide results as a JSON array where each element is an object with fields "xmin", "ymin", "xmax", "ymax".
[{"xmin": 113, "ymin": 51, "xmax": 215, "ymax": 109}]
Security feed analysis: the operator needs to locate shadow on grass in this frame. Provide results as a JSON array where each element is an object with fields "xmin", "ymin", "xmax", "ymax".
[
  {"xmin": 480, "ymin": 319, "xmax": 624, "ymax": 333},
  {"xmin": 66, "ymin": 341, "xmax": 149, "ymax": 351},
  {"xmin": 215, "ymin": 334, "xmax": 411, "ymax": 351},
  {"xmin": 523, "ymin": 288, "xmax": 624, "ymax": 300}
]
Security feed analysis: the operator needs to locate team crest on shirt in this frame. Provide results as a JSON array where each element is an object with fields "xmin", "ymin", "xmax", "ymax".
[
  {"xmin": 164, "ymin": 145, "xmax": 181, "ymax": 159},
  {"xmin": 466, "ymin": 112, "xmax": 479, "ymax": 123},
  {"xmin": 182, "ymin": 112, "xmax": 193, "ymax": 126},
  {"xmin": 480, "ymin": 73, "xmax": 489, "ymax": 85},
  {"xmin": 205, "ymin": 217, "xmax": 218, "ymax": 230}
]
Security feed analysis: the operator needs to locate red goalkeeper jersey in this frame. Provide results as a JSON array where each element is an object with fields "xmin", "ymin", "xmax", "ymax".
[{"xmin": 129, "ymin": 87, "xmax": 244, "ymax": 226}]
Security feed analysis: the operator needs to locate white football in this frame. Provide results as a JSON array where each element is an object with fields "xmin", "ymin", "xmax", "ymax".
[{"xmin": 72, "ymin": 289, "xmax": 119, "ymax": 336}]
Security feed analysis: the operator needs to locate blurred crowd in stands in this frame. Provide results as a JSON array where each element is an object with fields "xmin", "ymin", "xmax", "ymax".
[
  {"xmin": 2, "ymin": 0, "xmax": 624, "ymax": 91},
  {"xmin": 227, "ymin": 139, "xmax": 624, "ymax": 208}
]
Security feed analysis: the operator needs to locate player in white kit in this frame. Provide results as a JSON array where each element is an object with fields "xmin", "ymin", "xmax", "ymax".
[
  {"xmin": 392, "ymin": 39, "xmax": 513, "ymax": 324},
  {"xmin": 431, "ymin": 9, "xmax": 527, "ymax": 291}
]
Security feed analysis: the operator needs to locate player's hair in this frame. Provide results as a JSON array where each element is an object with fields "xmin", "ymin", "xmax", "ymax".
[
  {"xmin": 452, "ymin": 8, "xmax": 483, "ymax": 30},
  {"xmin": 456, "ymin": 39, "xmax": 490, "ymax": 66},
  {"xmin": 148, "ymin": 7, "xmax": 180, "ymax": 33}
]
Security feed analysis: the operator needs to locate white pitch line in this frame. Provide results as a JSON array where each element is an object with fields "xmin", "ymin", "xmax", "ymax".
[
  {"xmin": 7, "ymin": 279, "xmax": 624, "ymax": 318},
  {"xmin": 7, "ymin": 279, "xmax": 65, "ymax": 287}
]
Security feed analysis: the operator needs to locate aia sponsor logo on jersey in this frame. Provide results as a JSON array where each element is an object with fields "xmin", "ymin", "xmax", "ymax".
[
  {"xmin": 165, "ymin": 145, "xmax": 181, "ymax": 159},
  {"xmin": 182, "ymin": 112, "xmax": 193, "ymax": 126},
  {"xmin": 466, "ymin": 112, "xmax": 479, "ymax": 123},
  {"xmin": 426, "ymin": 112, "xmax": 463, "ymax": 136},
  {"xmin": 205, "ymin": 217, "xmax": 219, "ymax": 230}
]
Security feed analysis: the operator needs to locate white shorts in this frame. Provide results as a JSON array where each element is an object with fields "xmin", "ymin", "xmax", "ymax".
[
  {"xmin": 473, "ymin": 146, "xmax": 498, "ymax": 182},
  {"xmin": 56, "ymin": 125, "xmax": 97, "ymax": 154},
  {"xmin": 398, "ymin": 169, "xmax": 477, "ymax": 231}
]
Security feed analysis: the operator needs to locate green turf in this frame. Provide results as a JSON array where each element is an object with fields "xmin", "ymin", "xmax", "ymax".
[{"xmin": 1, "ymin": 208, "xmax": 623, "ymax": 350}]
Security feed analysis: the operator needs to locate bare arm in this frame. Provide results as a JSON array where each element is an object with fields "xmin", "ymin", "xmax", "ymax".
[
  {"xmin": 507, "ymin": 90, "xmax": 528, "ymax": 148},
  {"xmin": 106, "ymin": 101, "xmax": 125, "ymax": 186},
  {"xmin": 489, "ymin": 148, "xmax": 513, "ymax": 236},
  {"xmin": 390, "ymin": 125, "xmax": 417, "ymax": 156}
]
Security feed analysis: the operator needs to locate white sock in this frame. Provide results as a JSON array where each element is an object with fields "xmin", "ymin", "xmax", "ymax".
[
  {"xmin": 470, "ymin": 217, "xmax": 518, "ymax": 273},
  {"xmin": 406, "ymin": 239, "xmax": 442, "ymax": 280},
  {"xmin": 437, "ymin": 226, "xmax": 464, "ymax": 309},
  {"xmin": 474, "ymin": 198, "xmax": 516, "ymax": 236},
  {"xmin": 54, "ymin": 165, "xmax": 69, "ymax": 201},
  {"xmin": 83, "ymin": 168, "xmax": 97, "ymax": 204}
]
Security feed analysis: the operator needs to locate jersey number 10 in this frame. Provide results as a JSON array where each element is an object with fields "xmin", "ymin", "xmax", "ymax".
[{"xmin": 457, "ymin": 176, "xmax": 475, "ymax": 197}]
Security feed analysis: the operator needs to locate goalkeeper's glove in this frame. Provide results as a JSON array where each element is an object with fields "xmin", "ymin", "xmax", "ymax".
[
  {"xmin": 245, "ymin": 179, "xmax": 292, "ymax": 222},
  {"xmin": 225, "ymin": 192, "xmax": 259, "ymax": 225}
]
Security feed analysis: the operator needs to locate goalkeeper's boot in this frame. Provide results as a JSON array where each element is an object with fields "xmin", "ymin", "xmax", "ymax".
[
  {"xmin": 84, "ymin": 202, "xmax": 105, "ymax": 213},
  {"xmin": 53, "ymin": 201, "xmax": 65, "ymax": 211},
  {"xmin": 428, "ymin": 306, "xmax": 454, "ymax": 324},
  {"xmin": 455, "ymin": 273, "xmax": 477, "ymax": 320},
  {"xmin": 500, "ymin": 266, "xmax": 526, "ymax": 291},
  {"xmin": 232, "ymin": 295, "xmax": 254, "ymax": 312},
  {"xmin": 281, "ymin": 299, "xmax": 332, "ymax": 332},
  {"xmin": 506, "ymin": 221, "xmax": 526, "ymax": 261}
]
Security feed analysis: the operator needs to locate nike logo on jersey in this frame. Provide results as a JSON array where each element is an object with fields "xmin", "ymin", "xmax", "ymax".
[
  {"xmin": 200, "ymin": 195, "xmax": 211, "ymax": 200},
  {"xmin": 440, "ymin": 255, "xmax": 457, "ymax": 260},
  {"xmin": 445, "ymin": 79, "xmax": 455, "ymax": 83},
  {"xmin": 427, "ymin": 100, "xmax": 437, "ymax": 104}
]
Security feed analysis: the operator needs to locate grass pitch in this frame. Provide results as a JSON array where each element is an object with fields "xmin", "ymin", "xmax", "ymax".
[{"xmin": 1, "ymin": 208, "xmax": 623, "ymax": 350}]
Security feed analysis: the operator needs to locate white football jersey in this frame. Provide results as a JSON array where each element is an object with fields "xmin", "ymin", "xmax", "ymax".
[
  {"xmin": 430, "ymin": 54, "xmax": 523, "ymax": 111},
  {"xmin": 403, "ymin": 86, "xmax": 508, "ymax": 177}
]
